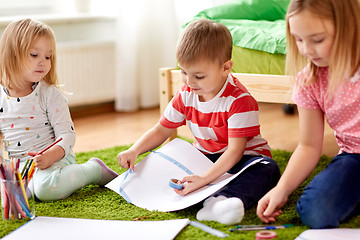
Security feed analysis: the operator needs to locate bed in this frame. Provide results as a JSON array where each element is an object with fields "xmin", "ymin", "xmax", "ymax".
[
  {"xmin": 159, "ymin": 0, "xmax": 295, "ymax": 139},
  {"xmin": 161, "ymin": 0, "xmax": 295, "ymax": 109},
  {"xmin": 190, "ymin": 0, "xmax": 290, "ymax": 76}
]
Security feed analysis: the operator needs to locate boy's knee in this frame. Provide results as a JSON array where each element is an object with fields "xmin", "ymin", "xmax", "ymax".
[{"xmin": 262, "ymin": 158, "xmax": 281, "ymax": 185}]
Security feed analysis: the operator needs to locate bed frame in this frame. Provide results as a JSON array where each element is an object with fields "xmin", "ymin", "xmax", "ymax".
[{"xmin": 159, "ymin": 68, "xmax": 294, "ymax": 140}]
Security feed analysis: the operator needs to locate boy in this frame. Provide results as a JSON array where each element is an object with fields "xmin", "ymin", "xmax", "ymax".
[{"xmin": 117, "ymin": 19, "xmax": 280, "ymax": 225}]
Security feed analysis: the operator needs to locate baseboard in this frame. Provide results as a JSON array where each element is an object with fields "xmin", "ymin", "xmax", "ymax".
[{"xmin": 70, "ymin": 101, "xmax": 115, "ymax": 119}]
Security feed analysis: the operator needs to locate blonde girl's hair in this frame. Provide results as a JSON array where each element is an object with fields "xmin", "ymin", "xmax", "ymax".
[
  {"xmin": 176, "ymin": 18, "xmax": 233, "ymax": 66},
  {"xmin": 285, "ymin": 0, "xmax": 360, "ymax": 94},
  {"xmin": 0, "ymin": 18, "xmax": 59, "ymax": 90}
]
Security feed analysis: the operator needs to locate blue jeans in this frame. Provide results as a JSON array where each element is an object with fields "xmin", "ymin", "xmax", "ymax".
[
  {"xmin": 296, "ymin": 152, "xmax": 360, "ymax": 228},
  {"xmin": 206, "ymin": 154, "xmax": 281, "ymax": 209}
]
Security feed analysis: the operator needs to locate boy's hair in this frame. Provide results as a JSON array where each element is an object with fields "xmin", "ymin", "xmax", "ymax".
[
  {"xmin": 285, "ymin": 0, "xmax": 360, "ymax": 94},
  {"xmin": 176, "ymin": 18, "xmax": 233, "ymax": 66},
  {"xmin": 0, "ymin": 18, "xmax": 59, "ymax": 90}
]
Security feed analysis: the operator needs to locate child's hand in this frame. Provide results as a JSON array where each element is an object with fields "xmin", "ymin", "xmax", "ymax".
[
  {"xmin": 27, "ymin": 152, "xmax": 53, "ymax": 170},
  {"xmin": 27, "ymin": 145, "xmax": 65, "ymax": 170},
  {"xmin": 117, "ymin": 150, "xmax": 137, "ymax": 171},
  {"xmin": 174, "ymin": 175, "xmax": 208, "ymax": 196},
  {"xmin": 256, "ymin": 187, "xmax": 287, "ymax": 223}
]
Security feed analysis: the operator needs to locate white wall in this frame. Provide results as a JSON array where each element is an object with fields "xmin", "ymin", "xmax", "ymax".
[
  {"xmin": 0, "ymin": 1, "xmax": 117, "ymax": 107},
  {"xmin": 174, "ymin": 0, "xmax": 230, "ymax": 28},
  {"xmin": 0, "ymin": 0, "xmax": 231, "ymax": 107}
]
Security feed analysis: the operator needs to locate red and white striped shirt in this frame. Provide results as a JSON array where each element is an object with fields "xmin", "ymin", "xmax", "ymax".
[{"xmin": 160, "ymin": 74, "xmax": 271, "ymax": 157}]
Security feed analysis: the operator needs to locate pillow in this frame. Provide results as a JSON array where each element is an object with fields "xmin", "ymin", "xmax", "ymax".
[{"xmin": 193, "ymin": 0, "xmax": 290, "ymax": 21}]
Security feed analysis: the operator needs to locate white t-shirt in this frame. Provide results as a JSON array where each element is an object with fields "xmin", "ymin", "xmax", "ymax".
[{"xmin": 0, "ymin": 80, "xmax": 76, "ymax": 162}]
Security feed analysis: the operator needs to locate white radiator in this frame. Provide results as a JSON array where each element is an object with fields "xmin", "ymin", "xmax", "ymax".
[{"xmin": 56, "ymin": 41, "xmax": 116, "ymax": 107}]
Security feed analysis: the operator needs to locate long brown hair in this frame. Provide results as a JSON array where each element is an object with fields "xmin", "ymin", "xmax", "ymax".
[{"xmin": 285, "ymin": 0, "xmax": 360, "ymax": 94}]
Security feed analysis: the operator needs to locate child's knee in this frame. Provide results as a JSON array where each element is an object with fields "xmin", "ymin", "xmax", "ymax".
[
  {"xmin": 34, "ymin": 186, "xmax": 51, "ymax": 201},
  {"xmin": 34, "ymin": 186, "xmax": 53, "ymax": 201},
  {"xmin": 296, "ymin": 195, "xmax": 339, "ymax": 228},
  {"xmin": 33, "ymin": 182, "xmax": 67, "ymax": 201},
  {"xmin": 261, "ymin": 158, "xmax": 281, "ymax": 186}
]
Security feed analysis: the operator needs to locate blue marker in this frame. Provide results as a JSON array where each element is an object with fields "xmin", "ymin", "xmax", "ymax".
[{"xmin": 230, "ymin": 224, "xmax": 294, "ymax": 232}]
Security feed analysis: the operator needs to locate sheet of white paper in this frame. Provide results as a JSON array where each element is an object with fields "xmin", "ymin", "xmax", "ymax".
[
  {"xmin": 106, "ymin": 138, "xmax": 266, "ymax": 212},
  {"xmin": 2, "ymin": 216, "xmax": 190, "ymax": 240},
  {"xmin": 295, "ymin": 228, "xmax": 360, "ymax": 240}
]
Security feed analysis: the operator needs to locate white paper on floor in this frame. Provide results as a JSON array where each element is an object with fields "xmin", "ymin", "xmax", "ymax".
[{"xmin": 106, "ymin": 138, "xmax": 266, "ymax": 212}]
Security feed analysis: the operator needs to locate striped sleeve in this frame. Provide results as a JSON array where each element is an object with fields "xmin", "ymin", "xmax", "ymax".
[
  {"xmin": 159, "ymin": 87, "xmax": 187, "ymax": 129},
  {"xmin": 228, "ymin": 94, "xmax": 260, "ymax": 138}
]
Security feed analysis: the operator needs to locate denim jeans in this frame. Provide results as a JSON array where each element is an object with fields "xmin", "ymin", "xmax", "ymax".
[
  {"xmin": 206, "ymin": 154, "xmax": 281, "ymax": 209},
  {"xmin": 296, "ymin": 152, "xmax": 360, "ymax": 228}
]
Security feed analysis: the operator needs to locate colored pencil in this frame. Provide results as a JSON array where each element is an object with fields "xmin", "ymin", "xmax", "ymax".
[
  {"xmin": 38, "ymin": 137, "xmax": 63, "ymax": 155},
  {"xmin": 1, "ymin": 160, "xmax": 34, "ymax": 220},
  {"xmin": 230, "ymin": 224, "xmax": 294, "ymax": 232},
  {"xmin": 21, "ymin": 159, "xmax": 30, "ymax": 176}
]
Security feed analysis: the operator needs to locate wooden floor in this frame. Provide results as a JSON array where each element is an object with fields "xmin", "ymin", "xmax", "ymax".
[{"xmin": 72, "ymin": 103, "xmax": 339, "ymax": 157}]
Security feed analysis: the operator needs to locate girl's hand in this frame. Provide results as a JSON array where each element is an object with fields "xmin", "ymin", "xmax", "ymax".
[
  {"xmin": 256, "ymin": 187, "xmax": 288, "ymax": 223},
  {"xmin": 174, "ymin": 175, "xmax": 208, "ymax": 196},
  {"xmin": 28, "ymin": 145, "xmax": 65, "ymax": 170},
  {"xmin": 117, "ymin": 149, "xmax": 137, "ymax": 171},
  {"xmin": 27, "ymin": 152, "xmax": 53, "ymax": 170}
]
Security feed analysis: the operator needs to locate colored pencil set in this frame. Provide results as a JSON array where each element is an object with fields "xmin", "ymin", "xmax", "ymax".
[{"xmin": 0, "ymin": 157, "xmax": 35, "ymax": 220}]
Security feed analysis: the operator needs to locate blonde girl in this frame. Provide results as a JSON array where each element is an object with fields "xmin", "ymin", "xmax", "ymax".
[
  {"xmin": 0, "ymin": 19, "xmax": 118, "ymax": 201},
  {"xmin": 257, "ymin": 0, "xmax": 360, "ymax": 228}
]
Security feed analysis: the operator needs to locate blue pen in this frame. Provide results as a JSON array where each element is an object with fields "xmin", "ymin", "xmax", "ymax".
[{"xmin": 230, "ymin": 224, "xmax": 294, "ymax": 232}]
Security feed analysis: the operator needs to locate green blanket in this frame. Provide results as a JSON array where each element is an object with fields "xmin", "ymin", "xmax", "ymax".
[{"xmin": 188, "ymin": 0, "xmax": 290, "ymax": 54}]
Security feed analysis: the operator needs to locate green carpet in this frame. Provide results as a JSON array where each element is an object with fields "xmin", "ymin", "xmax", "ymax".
[{"xmin": 1, "ymin": 140, "xmax": 359, "ymax": 239}]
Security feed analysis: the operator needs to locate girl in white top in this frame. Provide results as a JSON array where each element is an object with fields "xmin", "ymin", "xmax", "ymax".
[
  {"xmin": 0, "ymin": 19, "xmax": 118, "ymax": 201},
  {"xmin": 257, "ymin": 0, "xmax": 360, "ymax": 228}
]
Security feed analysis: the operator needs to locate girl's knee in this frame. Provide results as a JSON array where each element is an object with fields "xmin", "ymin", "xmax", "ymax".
[
  {"xmin": 34, "ymin": 186, "xmax": 52, "ymax": 201},
  {"xmin": 296, "ymin": 196, "xmax": 339, "ymax": 228},
  {"xmin": 34, "ymin": 183, "xmax": 68, "ymax": 201},
  {"xmin": 34, "ymin": 186, "xmax": 53, "ymax": 201}
]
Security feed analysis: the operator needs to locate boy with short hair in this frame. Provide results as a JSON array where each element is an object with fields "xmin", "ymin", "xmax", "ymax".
[{"xmin": 117, "ymin": 19, "xmax": 280, "ymax": 225}]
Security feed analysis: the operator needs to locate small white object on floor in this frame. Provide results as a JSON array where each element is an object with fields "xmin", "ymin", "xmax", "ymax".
[{"xmin": 196, "ymin": 196, "xmax": 245, "ymax": 225}]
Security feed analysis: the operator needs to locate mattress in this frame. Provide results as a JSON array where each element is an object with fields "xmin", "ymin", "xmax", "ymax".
[
  {"xmin": 186, "ymin": 0, "xmax": 290, "ymax": 75},
  {"xmin": 232, "ymin": 45, "xmax": 285, "ymax": 75}
]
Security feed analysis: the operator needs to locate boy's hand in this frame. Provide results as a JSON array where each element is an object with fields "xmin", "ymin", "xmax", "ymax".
[
  {"xmin": 174, "ymin": 175, "xmax": 208, "ymax": 196},
  {"xmin": 117, "ymin": 150, "xmax": 137, "ymax": 171}
]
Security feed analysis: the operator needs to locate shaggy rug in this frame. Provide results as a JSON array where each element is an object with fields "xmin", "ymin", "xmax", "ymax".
[{"xmin": 1, "ymin": 140, "xmax": 359, "ymax": 239}]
